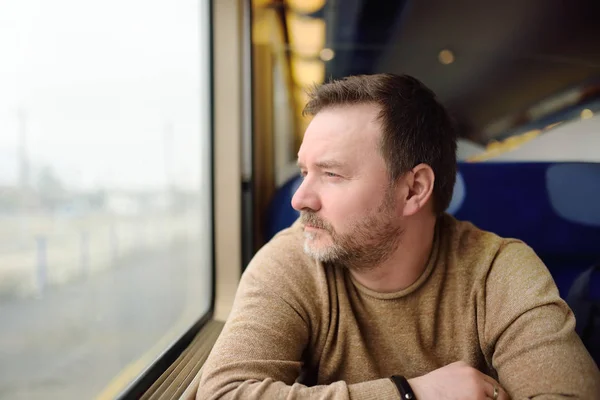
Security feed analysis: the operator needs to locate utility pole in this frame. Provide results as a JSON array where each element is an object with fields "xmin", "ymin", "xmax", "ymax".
[
  {"xmin": 17, "ymin": 108, "xmax": 30, "ymax": 243},
  {"xmin": 163, "ymin": 121, "xmax": 174, "ymax": 211},
  {"xmin": 18, "ymin": 108, "xmax": 29, "ymax": 194}
]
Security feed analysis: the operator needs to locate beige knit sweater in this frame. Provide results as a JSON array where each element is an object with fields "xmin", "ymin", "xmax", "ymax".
[{"xmin": 198, "ymin": 214, "xmax": 600, "ymax": 399}]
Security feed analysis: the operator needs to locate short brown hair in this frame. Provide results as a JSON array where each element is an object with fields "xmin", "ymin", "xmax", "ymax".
[{"xmin": 303, "ymin": 73, "xmax": 457, "ymax": 215}]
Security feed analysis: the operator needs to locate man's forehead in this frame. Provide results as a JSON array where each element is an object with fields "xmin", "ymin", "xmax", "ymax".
[{"xmin": 298, "ymin": 104, "xmax": 382, "ymax": 159}]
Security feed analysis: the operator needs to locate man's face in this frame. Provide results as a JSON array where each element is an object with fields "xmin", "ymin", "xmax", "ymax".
[{"xmin": 292, "ymin": 103, "xmax": 404, "ymax": 270}]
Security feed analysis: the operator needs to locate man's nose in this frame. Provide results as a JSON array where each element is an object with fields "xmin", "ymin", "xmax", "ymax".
[{"xmin": 291, "ymin": 177, "xmax": 321, "ymax": 212}]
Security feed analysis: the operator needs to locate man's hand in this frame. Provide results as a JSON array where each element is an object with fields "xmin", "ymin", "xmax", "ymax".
[{"xmin": 408, "ymin": 361, "xmax": 509, "ymax": 400}]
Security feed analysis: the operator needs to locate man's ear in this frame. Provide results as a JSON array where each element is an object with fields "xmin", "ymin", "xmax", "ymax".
[{"xmin": 402, "ymin": 164, "xmax": 435, "ymax": 216}]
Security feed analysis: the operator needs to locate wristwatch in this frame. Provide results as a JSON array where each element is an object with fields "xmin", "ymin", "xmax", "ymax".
[{"xmin": 390, "ymin": 375, "xmax": 416, "ymax": 400}]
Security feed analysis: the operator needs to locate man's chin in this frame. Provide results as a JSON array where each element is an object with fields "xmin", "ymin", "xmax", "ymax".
[
  {"xmin": 303, "ymin": 240, "xmax": 337, "ymax": 262},
  {"xmin": 304, "ymin": 233, "xmax": 332, "ymax": 246}
]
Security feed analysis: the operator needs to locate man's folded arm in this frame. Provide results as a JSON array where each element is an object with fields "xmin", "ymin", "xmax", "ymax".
[
  {"xmin": 196, "ymin": 260, "xmax": 399, "ymax": 400},
  {"xmin": 484, "ymin": 242, "xmax": 600, "ymax": 399}
]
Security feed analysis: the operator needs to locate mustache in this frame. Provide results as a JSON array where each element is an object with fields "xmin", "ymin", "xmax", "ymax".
[{"xmin": 300, "ymin": 212, "xmax": 333, "ymax": 232}]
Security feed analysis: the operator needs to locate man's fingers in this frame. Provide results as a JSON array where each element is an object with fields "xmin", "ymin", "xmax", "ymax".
[
  {"xmin": 482, "ymin": 379, "xmax": 498, "ymax": 399},
  {"xmin": 478, "ymin": 373, "xmax": 508, "ymax": 400}
]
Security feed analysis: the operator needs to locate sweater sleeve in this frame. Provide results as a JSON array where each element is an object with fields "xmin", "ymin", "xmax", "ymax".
[
  {"xmin": 482, "ymin": 241, "xmax": 600, "ymax": 399},
  {"xmin": 196, "ymin": 238, "xmax": 400, "ymax": 400}
]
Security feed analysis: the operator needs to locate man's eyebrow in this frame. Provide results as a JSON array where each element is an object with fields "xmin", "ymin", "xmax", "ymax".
[
  {"xmin": 315, "ymin": 160, "xmax": 345, "ymax": 169},
  {"xmin": 296, "ymin": 159, "xmax": 345, "ymax": 169}
]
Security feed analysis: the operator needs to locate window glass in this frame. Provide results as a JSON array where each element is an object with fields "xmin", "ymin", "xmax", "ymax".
[{"xmin": 0, "ymin": 1, "xmax": 212, "ymax": 398}]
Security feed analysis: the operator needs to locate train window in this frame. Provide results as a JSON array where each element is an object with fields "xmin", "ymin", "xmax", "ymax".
[{"xmin": 0, "ymin": 0, "xmax": 212, "ymax": 399}]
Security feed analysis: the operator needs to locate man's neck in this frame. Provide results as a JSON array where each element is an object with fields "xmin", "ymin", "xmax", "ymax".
[{"xmin": 349, "ymin": 214, "xmax": 438, "ymax": 293}]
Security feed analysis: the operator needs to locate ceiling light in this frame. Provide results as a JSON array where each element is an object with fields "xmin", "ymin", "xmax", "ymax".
[
  {"xmin": 319, "ymin": 48, "xmax": 335, "ymax": 61},
  {"xmin": 287, "ymin": 12, "xmax": 325, "ymax": 58},
  {"xmin": 438, "ymin": 49, "xmax": 455, "ymax": 65},
  {"xmin": 581, "ymin": 108, "xmax": 594, "ymax": 119},
  {"xmin": 291, "ymin": 57, "xmax": 325, "ymax": 86},
  {"xmin": 287, "ymin": 0, "xmax": 326, "ymax": 14}
]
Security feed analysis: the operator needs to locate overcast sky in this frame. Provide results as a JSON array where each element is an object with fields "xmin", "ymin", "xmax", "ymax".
[{"xmin": 0, "ymin": 0, "xmax": 210, "ymax": 191}]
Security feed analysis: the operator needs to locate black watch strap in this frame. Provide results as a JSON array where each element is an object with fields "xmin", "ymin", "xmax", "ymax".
[{"xmin": 390, "ymin": 375, "xmax": 416, "ymax": 400}]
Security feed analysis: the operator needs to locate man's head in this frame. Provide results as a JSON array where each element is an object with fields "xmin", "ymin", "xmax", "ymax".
[{"xmin": 292, "ymin": 74, "xmax": 456, "ymax": 269}]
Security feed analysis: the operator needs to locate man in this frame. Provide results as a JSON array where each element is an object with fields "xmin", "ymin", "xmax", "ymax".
[{"xmin": 198, "ymin": 74, "xmax": 600, "ymax": 399}]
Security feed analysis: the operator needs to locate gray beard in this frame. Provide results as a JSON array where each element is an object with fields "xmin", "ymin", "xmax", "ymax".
[{"xmin": 302, "ymin": 217, "xmax": 404, "ymax": 272}]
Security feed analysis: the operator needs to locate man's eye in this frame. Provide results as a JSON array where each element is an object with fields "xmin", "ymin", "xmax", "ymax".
[{"xmin": 325, "ymin": 172, "xmax": 340, "ymax": 178}]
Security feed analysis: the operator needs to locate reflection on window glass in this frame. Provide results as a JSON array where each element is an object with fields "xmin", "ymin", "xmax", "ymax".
[{"xmin": 0, "ymin": 1, "xmax": 212, "ymax": 398}]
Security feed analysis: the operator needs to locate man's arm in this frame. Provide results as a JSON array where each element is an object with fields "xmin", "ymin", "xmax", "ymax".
[
  {"xmin": 483, "ymin": 242, "xmax": 600, "ymax": 399},
  {"xmin": 196, "ymin": 247, "xmax": 399, "ymax": 400}
]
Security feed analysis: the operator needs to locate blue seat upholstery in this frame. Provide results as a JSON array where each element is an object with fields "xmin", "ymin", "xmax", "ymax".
[{"xmin": 265, "ymin": 176, "xmax": 302, "ymax": 242}]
